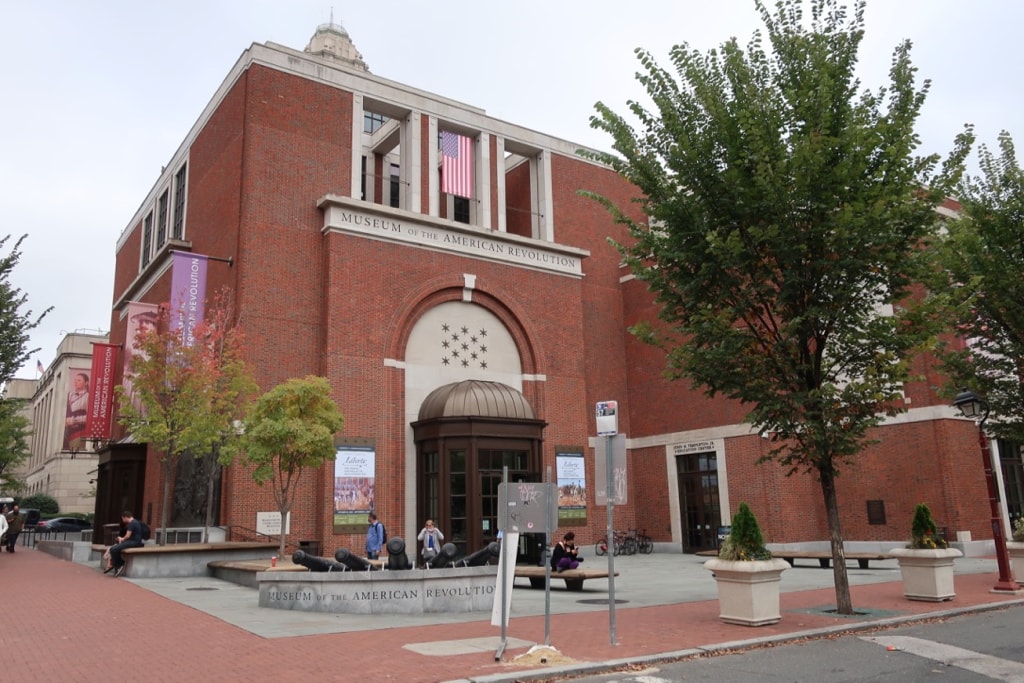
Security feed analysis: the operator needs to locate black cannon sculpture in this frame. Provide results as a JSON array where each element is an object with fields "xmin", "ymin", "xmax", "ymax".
[
  {"xmin": 292, "ymin": 549, "xmax": 348, "ymax": 572},
  {"xmin": 460, "ymin": 541, "xmax": 501, "ymax": 567},
  {"xmin": 427, "ymin": 542, "xmax": 459, "ymax": 569},
  {"xmin": 385, "ymin": 537, "xmax": 414, "ymax": 570},
  {"xmin": 334, "ymin": 548, "xmax": 379, "ymax": 571}
]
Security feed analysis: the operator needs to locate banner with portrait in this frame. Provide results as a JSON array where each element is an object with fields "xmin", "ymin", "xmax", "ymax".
[
  {"xmin": 63, "ymin": 366, "xmax": 91, "ymax": 451},
  {"xmin": 122, "ymin": 301, "xmax": 159, "ymax": 414}
]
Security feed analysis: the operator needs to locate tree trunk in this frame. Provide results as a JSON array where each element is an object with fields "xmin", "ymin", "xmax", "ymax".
[
  {"xmin": 159, "ymin": 458, "xmax": 173, "ymax": 546},
  {"xmin": 819, "ymin": 465, "xmax": 853, "ymax": 614},
  {"xmin": 202, "ymin": 445, "xmax": 219, "ymax": 544}
]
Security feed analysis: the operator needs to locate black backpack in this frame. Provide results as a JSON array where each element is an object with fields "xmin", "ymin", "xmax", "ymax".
[
  {"xmin": 379, "ymin": 522, "xmax": 387, "ymax": 545},
  {"xmin": 139, "ymin": 521, "xmax": 151, "ymax": 541}
]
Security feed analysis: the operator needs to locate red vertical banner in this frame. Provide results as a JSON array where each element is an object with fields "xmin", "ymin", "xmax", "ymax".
[{"xmin": 86, "ymin": 343, "xmax": 119, "ymax": 442}]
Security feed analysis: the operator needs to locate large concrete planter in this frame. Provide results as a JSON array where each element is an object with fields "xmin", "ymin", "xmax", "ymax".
[
  {"xmin": 889, "ymin": 547, "xmax": 963, "ymax": 602},
  {"xmin": 704, "ymin": 557, "xmax": 790, "ymax": 626},
  {"xmin": 1006, "ymin": 541, "xmax": 1024, "ymax": 580}
]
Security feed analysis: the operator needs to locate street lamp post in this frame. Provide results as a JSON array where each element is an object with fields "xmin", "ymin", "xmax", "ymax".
[{"xmin": 952, "ymin": 388, "xmax": 1022, "ymax": 593}]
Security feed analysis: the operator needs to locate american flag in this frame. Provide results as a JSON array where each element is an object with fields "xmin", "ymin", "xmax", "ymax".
[
  {"xmin": 36, "ymin": 359, "xmax": 44, "ymax": 374},
  {"xmin": 441, "ymin": 131, "xmax": 473, "ymax": 199}
]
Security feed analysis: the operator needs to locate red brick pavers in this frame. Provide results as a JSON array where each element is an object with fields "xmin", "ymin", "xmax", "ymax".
[{"xmin": 7, "ymin": 549, "xmax": 1024, "ymax": 683}]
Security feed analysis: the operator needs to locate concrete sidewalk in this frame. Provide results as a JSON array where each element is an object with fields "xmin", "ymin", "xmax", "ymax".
[{"xmin": 7, "ymin": 546, "xmax": 1024, "ymax": 683}]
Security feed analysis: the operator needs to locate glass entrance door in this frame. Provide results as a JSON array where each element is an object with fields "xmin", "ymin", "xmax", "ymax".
[{"xmin": 676, "ymin": 451, "xmax": 721, "ymax": 553}]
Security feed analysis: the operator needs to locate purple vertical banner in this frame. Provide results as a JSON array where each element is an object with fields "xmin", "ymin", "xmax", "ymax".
[{"xmin": 170, "ymin": 251, "xmax": 208, "ymax": 347}]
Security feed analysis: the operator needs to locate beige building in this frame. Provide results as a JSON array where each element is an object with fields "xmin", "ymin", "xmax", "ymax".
[{"xmin": 20, "ymin": 332, "xmax": 108, "ymax": 514}]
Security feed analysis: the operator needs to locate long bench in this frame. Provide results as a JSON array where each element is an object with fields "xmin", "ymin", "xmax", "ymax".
[
  {"xmin": 514, "ymin": 565, "xmax": 618, "ymax": 592},
  {"xmin": 117, "ymin": 542, "xmax": 278, "ymax": 579},
  {"xmin": 696, "ymin": 549, "xmax": 891, "ymax": 569},
  {"xmin": 773, "ymin": 550, "xmax": 892, "ymax": 569}
]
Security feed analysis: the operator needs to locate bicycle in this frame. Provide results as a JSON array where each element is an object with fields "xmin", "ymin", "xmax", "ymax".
[
  {"xmin": 637, "ymin": 529, "xmax": 654, "ymax": 554},
  {"xmin": 594, "ymin": 529, "xmax": 628, "ymax": 556}
]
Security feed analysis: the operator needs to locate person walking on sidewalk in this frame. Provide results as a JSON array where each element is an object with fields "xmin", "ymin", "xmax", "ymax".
[
  {"xmin": 108, "ymin": 511, "xmax": 144, "ymax": 577},
  {"xmin": 5, "ymin": 504, "xmax": 24, "ymax": 552},
  {"xmin": 366, "ymin": 512, "xmax": 385, "ymax": 560},
  {"xmin": 0, "ymin": 510, "xmax": 7, "ymax": 554}
]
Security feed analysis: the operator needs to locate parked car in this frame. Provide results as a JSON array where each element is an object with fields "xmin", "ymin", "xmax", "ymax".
[
  {"xmin": 22, "ymin": 508, "xmax": 41, "ymax": 528},
  {"xmin": 37, "ymin": 517, "xmax": 92, "ymax": 533}
]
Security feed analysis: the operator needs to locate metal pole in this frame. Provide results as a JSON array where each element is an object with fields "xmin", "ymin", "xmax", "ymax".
[
  {"xmin": 978, "ymin": 429, "xmax": 1021, "ymax": 592},
  {"xmin": 496, "ymin": 466, "xmax": 509, "ymax": 660},
  {"xmin": 606, "ymin": 434, "xmax": 616, "ymax": 644},
  {"xmin": 544, "ymin": 465, "xmax": 552, "ymax": 646}
]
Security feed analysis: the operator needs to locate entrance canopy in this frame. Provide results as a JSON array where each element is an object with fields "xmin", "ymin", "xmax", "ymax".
[{"xmin": 417, "ymin": 380, "xmax": 535, "ymax": 420}]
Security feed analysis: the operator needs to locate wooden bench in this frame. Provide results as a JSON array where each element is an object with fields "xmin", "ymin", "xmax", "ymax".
[
  {"xmin": 514, "ymin": 565, "xmax": 618, "ymax": 592},
  {"xmin": 697, "ymin": 549, "xmax": 891, "ymax": 569},
  {"xmin": 116, "ymin": 541, "xmax": 278, "ymax": 579},
  {"xmin": 773, "ymin": 551, "xmax": 892, "ymax": 569}
]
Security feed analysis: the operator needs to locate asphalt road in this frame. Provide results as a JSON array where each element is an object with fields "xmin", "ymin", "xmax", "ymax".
[{"xmin": 568, "ymin": 604, "xmax": 1024, "ymax": 683}]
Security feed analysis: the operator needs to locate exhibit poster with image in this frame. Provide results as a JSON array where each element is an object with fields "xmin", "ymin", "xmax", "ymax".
[
  {"xmin": 556, "ymin": 450, "xmax": 587, "ymax": 524},
  {"xmin": 333, "ymin": 442, "xmax": 375, "ymax": 531}
]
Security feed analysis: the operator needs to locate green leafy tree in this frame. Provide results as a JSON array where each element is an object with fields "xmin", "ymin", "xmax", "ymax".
[
  {"xmin": 929, "ymin": 133, "xmax": 1024, "ymax": 442},
  {"xmin": 0, "ymin": 400, "xmax": 31, "ymax": 493},
  {"xmin": 0, "ymin": 234, "xmax": 52, "ymax": 387},
  {"xmin": 117, "ymin": 300, "xmax": 256, "ymax": 544},
  {"xmin": 586, "ymin": 0, "xmax": 970, "ymax": 614},
  {"xmin": 232, "ymin": 376, "xmax": 344, "ymax": 558}
]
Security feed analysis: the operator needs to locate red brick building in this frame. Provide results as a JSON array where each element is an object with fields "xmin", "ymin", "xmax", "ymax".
[{"xmin": 96, "ymin": 21, "xmax": 1020, "ymax": 558}]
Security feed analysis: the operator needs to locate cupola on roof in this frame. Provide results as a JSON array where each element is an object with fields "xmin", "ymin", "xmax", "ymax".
[{"xmin": 304, "ymin": 13, "xmax": 369, "ymax": 71}]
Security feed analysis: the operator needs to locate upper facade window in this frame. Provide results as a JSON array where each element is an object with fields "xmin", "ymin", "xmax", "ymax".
[
  {"xmin": 138, "ymin": 160, "xmax": 188, "ymax": 272},
  {"xmin": 364, "ymin": 111, "xmax": 388, "ymax": 134}
]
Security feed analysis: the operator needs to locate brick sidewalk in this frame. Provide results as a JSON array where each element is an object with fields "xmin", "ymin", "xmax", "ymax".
[{"xmin": 6, "ymin": 548, "xmax": 1023, "ymax": 682}]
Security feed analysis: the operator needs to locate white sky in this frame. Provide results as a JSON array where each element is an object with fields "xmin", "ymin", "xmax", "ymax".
[{"xmin": 2, "ymin": 1, "xmax": 1020, "ymax": 379}]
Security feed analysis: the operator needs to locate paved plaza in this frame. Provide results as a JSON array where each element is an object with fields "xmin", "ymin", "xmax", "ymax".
[{"xmin": 6, "ymin": 545, "xmax": 1024, "ymax": 682}]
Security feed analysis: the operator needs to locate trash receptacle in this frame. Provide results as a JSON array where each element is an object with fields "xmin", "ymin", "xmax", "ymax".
[
  {"xmin": 103, "ymin": 524, "xmax": 120, "ymax": 545},
  {"xmin": 298, "ymin": 540, "xmax": 321, "ymax": 557}
]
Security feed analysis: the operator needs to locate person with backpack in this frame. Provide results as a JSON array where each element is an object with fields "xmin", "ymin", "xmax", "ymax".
[
  {"xmin": 366, "ymin": 512, "xmax": 385, "ymax": 560},
  {"xmin": 107, "ymin": 510, "xmax": 145, "ymax": 577}
]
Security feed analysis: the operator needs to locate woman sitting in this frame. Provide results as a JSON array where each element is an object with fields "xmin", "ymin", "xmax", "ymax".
[{"xmin": 550, "ymin": 532, "xmax": 583, "ymax": 572}]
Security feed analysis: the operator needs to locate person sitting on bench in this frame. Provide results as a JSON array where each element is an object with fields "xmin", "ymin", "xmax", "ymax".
[
  {"xmin": 551, "ymin": 532, "xmax": 582, "ymax": 572},
  {"xmin": 107, "ymin": 510, "xmax": 144, "ymax": 577}
]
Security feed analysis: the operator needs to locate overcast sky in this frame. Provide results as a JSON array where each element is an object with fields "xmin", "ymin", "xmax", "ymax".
[{"xmin": 2, "ymin": 1, "xmax": 1020, "ymax": 379}]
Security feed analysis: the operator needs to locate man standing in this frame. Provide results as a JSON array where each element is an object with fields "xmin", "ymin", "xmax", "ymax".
[
  {"xmin": 365, "ymin": 512, "xmax": 384, "ymax": 560},
  {"xmin": 107, "ymin": 510, "xmax": 144, "ymax": 577},
  {"xmin": 5, "ymin": 504, "xmax": 24, "ymax": 552}
]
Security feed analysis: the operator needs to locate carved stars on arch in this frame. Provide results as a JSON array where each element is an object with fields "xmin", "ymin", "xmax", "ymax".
[{"xmin": 441, "ymin": 323, "xmax": 490, "ymax": 369}]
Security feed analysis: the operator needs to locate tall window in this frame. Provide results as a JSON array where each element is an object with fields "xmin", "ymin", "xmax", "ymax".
[
  {"xmin": 454, "ymin": 196, "xmax": 470, "ymax": 224},
  {"xmin": 156, "ymin": 190, "xmax": 169, "ymax": 249},
  {"xmin": 172, "ymin": 163, "xmax": 187, "ymax": 240},
  {"xmin": 141, "ymin": 212, "xmax": 153, "ymax": 268},
  {"xmin": 389, "ymin": 163, "xmax": 400, "ymax": 208}
]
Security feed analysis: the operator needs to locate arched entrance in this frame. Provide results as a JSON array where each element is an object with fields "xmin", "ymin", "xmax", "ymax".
[{"xmin": 412, "ymin": 380, "xmax": 546, "ymax": 560}]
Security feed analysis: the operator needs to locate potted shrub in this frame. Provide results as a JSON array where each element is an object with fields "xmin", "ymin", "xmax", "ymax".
[
  {"xmin": 703, "ymin": 502, "xmax": 790, "ymax": 626},
  {"xmin": 1006, "ymin": 518, "xmax": 1024, "ymax": 580},
  {"xmin": 889, "ymin": 503, "xmax": 963, "ymax": 602}
]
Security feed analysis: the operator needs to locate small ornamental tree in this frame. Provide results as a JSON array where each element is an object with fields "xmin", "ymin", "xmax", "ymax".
[
  {"xmin": 117, "ymin": 297, "xmax": 256, "ymax": 544},
  {"xmin": 232, "ymin": 376, "xmax": 344, "ymax": 558},
  {"xmin": 720, "ymin": 502, "xmax": 772, "ymax": 561},
  {"xmin": 909, "ymin": 503, "xmax": 947, "ymax": 549}
]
